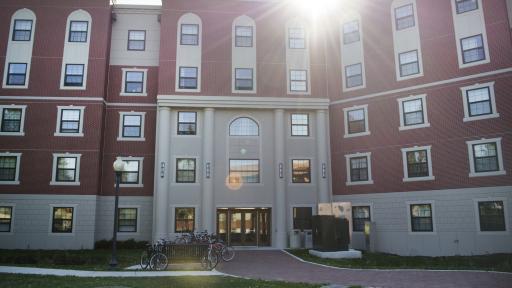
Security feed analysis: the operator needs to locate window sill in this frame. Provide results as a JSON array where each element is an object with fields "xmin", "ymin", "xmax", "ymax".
[
  {"xmin": 2, "ymin": 85, "xmax": 29, "ymax": 89},
  {"xmin": 50, "ymin": 181, "xmax": 80, "ymax": 186},
  {"xmin": 288, "ymin": 91, "xmax": 310, "ymax": 96},
  {"xmin": 172, "ymin": 182, "xmax": 200, "ymax": 186},
  {"xmin": 344, "ymin": 131, "xmax": 371, "ymax": 138},
  {"xmin": 477, "ymin": 230, "xmax": 509, "ymax": 236},
  {"xmin": 60, "ymin": 86, "xmax": 86, "ymax": 91},
  {"xmin": 49, "ymin": 232, "xmax": 75, "ymax": 236},
  {"xmin": 463, "ymin": 113, "xmax": 499, "ymax": 122},
  {"xmin": 119, "ymin": 184, "xmax": 144, "ymax": 188},
  {"xmin": 54, "ymin": 132, "xmax": 84, "ymax": 137},
  {"xmin": 0, "ymin": 181, "xmax": 20, "ymax": 185},
  {"xmin": 0, "ymin": 132, "xmax": 25, "ymax": 136},
  {"xmin": 459, "ymin": 58, "xmax": 490, "ymax": 69},
  {"xmin": 117, "ymin": 137, "xmax": 146, "ymax": 142},
  {"xmin": 408, "ymin": 231, "xmax": 437, "ymax": 235},
  {"xmin": 397, "ymin": 72, "xmax": 423, "ymax": 82},
  {"xmin": 346, "ymin": 180, "xmax": 374, "ymax": 186},
  {"xmin": 232, "ymin": 89, "xmax": 257, "ymax": 94},
  {"xmin": 399, "ymin": 123, "xmax": 430, "ymax": 131},
  {"xmin": 176, "ymin": 88, "xmax": 200, "ymax": 93},
  {"xmin": 469, "ymin": 170, "xmax": 506, "ymax": 178},
  {"xmin": 120, "ymin": 92, "xmax": 147, "ymax": 97},
  {"xmin": 403, "ymin": 176, "xmax": 435, "ymax": 182},
  {"xmin": 343, "ymin": 85, "xmax": 365, "ymax": 92}
]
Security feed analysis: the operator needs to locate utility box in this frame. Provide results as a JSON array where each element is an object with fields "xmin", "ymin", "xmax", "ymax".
[
  {"xmin": 304, "ymin": 229, "xmax": 313, "ymax": 249},
  {"xmin": 289, "ymin": 229, "xmax": 301, "ymax": 249},
  {"xmin": 364, "ymin": 221, "xmax": 377, "ymax": 252},
  {"xmin": 312, "ymin": 215, "xmax": 349, "ymax": 251}
]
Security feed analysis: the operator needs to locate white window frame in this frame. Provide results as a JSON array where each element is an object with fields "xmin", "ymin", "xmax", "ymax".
[
  {"xmin": 401, "ymin": 145, "xmax": 435, "ymax": 182},
  {"xmin": 351, "ymin": 203, "xmax": 373, "ymax": 233},
  {"xmin": 117, "ymin": 205, "xmax": 140, "ymax": 235},
  {"xmin": 173, "ymin": 156, "xmax": 199, "ymax": 185},
  {"xmin": 50, "ymin": 153, "xmax": 81, "ymax": 186},
  {"xmin": 343, "ymin": 104, "xmax": 370, "ymax": 138},
  {"xmin": 54, "ymin": 106, "xmax": 85, "ymax": 137},
  {"xmin": 473, "ymin": 197, "xmax": 509, "ymax": 235},
  {"xmin": 118, "ymin": 156, "xmax": 144, "ymax": 188},
  {"xmin": 117, "ymin": 111, "xmax": 146, "ymax": 141},
  {"xmin": 289, "ymin": 158, "xmax": 313, "ymax": 185},
  {"xmin": 0, "ymin": 105, "xmax": 27, "ymax": 136},
  {"xmin": 345, "ymin": 152, "xmax": 374, "ymax": 186},
  {"xmin": 0, "ymin": 203, "xmax": 15, "ymax": 234},
  {"xmin": 120, "ymin": 68, "xmax": 148, "ymax": 96},
  {"xmin": 466, "ymin": 137, "xmax": 506, "ymax": 177},
  {"xmin": 0, "ymin": 152, "xmax": 21, "ymax": 185},
  {"xmin": 397, "ymin": 94, "xmax": 430, "ymax": 131},
  {"xmin": 406, "ymin": 200, "xmax": 436, "ymax": 235},
  {"xmin": 460, "ymin": 82, "xmax": 499, "ymax": 122},
  {"xmin": 48, "ymin": 204, "xmax": 78, "ymax": 236}
]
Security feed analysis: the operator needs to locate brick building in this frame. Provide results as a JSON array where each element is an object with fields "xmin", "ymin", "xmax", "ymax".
[{"xmin": 0, "ymin": 0, "xmax": 511, "ymax": 256}]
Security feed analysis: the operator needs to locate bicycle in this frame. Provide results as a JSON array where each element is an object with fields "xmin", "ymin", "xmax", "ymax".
[{"xmin": 201, "ymin": 238, "xmax": 219, "ymax": 270}]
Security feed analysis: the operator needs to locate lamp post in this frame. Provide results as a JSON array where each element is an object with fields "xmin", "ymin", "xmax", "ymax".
[{"xmin": 110, "ymin": 157, "xmax": 127, "ymax": 269}]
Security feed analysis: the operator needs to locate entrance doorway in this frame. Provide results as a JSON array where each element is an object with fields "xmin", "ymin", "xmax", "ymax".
[{"xmin": 217, "ymin": 208, "xmax": 271, "ymax": 246}]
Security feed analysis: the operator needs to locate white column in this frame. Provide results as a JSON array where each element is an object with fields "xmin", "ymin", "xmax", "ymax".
[
  {"xmin": 316, "ymin": 109, "xmax": 330, "ymax": 204},
  {"xmin": 274, "ymin": 109, "xmax": 287, "ymax": 249},
  {"xmin": 153, "ymin": 106, "xmax": 171, "ymax": 241},
  {"xmin": 201, "ymin": 108, "xmax": 215, "ymax": 233}
]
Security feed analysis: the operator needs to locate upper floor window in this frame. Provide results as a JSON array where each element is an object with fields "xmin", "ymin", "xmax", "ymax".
[
  {"xmin": 0, "ymin": 105, "xmax": 26, "ymax": 135},
  {"xmin": 289, "ymin": 27, "xmax": 305, "ymax": 49},
  {"xmin": 64, "ymin": 64, "xmax": 84, "ymax": 87},
  {"xmin": 235, "ymin": 26, "xmax": 253, "ymax": 47},
  {"xmin": 477, "ymin": 200, "xmax": 506, "ymax": 232},
  {"xmin": 180, "ymin": 24, "xmax": 199, "ymax": 45},
  {"xmin": 402, "ymin": 146, "xmax": 434, "ymax": 182},
  {"xmin": 293, "ymin": 207, "xmax": 312, "ymax": 231},
  {"xmin": 52, "ymin": 207, "xmax": 74, "ymax": 233},
  {"xmin": 461, "ymin": 82, "xmax": 499, "ymax": 122},
  {"xmin": 229, "ymin": 159, "xmax": 260, "ymax": 184},
  {"xmin": 409, "ymin": 203, "xmax": 433, "ymax": 232},
  {"xmin": 68, "ymin": 21, "xmax": 88, "ymax": 42},
  {"xmin": 291, "ymin": 113, "xmax": 309, "ymax": 136},
  {"xmin": 57, "ymin": 108, "xmax": 82, "ymax": 134},
  {"xmin": 120, "ymin": 159, "xmax": 142, "ymax": 186},
  {"xmin": 292, "ymin": 159, "xmax": 311, "ymax": 183},
  {"xmin": 395, "ymin": 4, "xmax": 415, "ymax": 30},
  {"xmin": 118, "ymin": 208, "xmax": 138, "ymax": 232},
  {"xmin": 456, "ymin": 0, "xmax": 478, "ymax": 14},
  {"xmin": 128, "ymin": 30, "xmax": 145, "ymax": 51},
  {"xmin": 6, "ymin": 63, "xmax": 27, "ymax": 86},
  {"xmin": 345, "ymin": 63, "xmax": 363, "ymax": 88},
  {"xmin": 399, "ymin": 50, "xmax": 419, "ymax": 77},
  {"xmin": 125, "ymin": 71, "xmax": 144, "ymax": 94},
  {"xmin": 53, "ymin": 155, "xmax": 80, "ymax": 184},
  {"xmin": 229, "ymin": 117, "xmax": 258, "ymax": 136},
  {"xmin": 290, "ymin": 70, "xmax": 307, "ymax": 92},
  {"xmin": 467, "ymin": 138, "xmax": 505, "ymax": 177},
  {"xmin": 178, "ymin": 67, "xmax": 198, "ymax": 89},
  {"xmin": 13, "ymin": 20, "xmax": 33, "ymax": 41},
  {"xmin": 398, "ymin": 94, "xmax": 430, "ymax": 130},
  {"xmin": 0, "ymin": 153, "xmax": 21, "ymax": 184},
  {"xmin": 461, "ymin": 34, "xmax": 485, "ymax": 64},
  {"xmin": 118, "ymin": 112, "xmax": 145, "ymax": 140},
  {"xmin": 343, "ymin": 20, "xmax": 360, "ymax": 44},
  {"xmin": 177, "ymin": 112, "xmax": 197, "ymax": 135},
  {"xmin": 235, "ymin": 68, "xmax": 253, "ymax": 91},
  {"xmin": 176, "ymin": 158, "xmax": 196, "ymax": 183},
  {"xmin": 352, "ymin": 206, "xmax": 371, "ymax": 232},
  {"xmin": 345, "ymin": 152, "xmax": 373, "ymax": 186},
  {"xmin": 0, "ymin": 206, "xmax": 13, "ymax": 232},
  {"xmin": 344, "ymin": 105, "xmax": 369, "ymax": 137}
]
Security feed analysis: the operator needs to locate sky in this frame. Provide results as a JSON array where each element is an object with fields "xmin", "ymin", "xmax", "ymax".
[{"xmin": 112, "ymin": 0, "xmax": 162, "ymax": 5}]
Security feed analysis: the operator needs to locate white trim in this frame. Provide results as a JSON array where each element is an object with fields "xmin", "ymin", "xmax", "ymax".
[
  {"xmin": 117, "ymin": 111, "xmax": 146, "ymax": 141},
  {"xmin": 118, "ymin": 156, "xmax": 144, "ymax": 187},
  {"xmin": 0, "ymin": 96, "xmax": 103, "ymax": 101},
  {"xmin": 341, "ymin": 14, "xmax": 367, "ymax": 92},
  {"xmin": 460, "ymin": 82, "xmax": 499, "ymax": 122},
  {"xmin": 0, "ymin": 105, "xmax": 27, "ymax": 136},
  {"xmin": 175, "ymin": 13, "xmax": 202, "ymax": 93},
  {"xmin": 48, "ymin": 204, "xmax": 78, "ymax": 236},
  {"xmin": 0, "ymin": 203, "xmax": 15, "ymax": 234},
  {"xmin": 473, "ymin": 197, "xmax": 509, "ymax": 235},
  {"xmin": 0, "ymin": 152, "xmax": 22, "ymax": 185},
  {"xmin": 54, "ymin": 106, "xmax": 85, "ymax": 137},
  {"xmin": 397, "ymin": 94, "xmax": 430, "ymax": 131},
  {"xmin": 343, "ymin": 104, "xmax": 370, "ymax": 138},
  {"xmin": 401, "ymin": 145, "xmax": 435, "ymax": 182},
  {"xmin": 50, "ymin": 153, "xmax": 81, "ymax": 186},
  {"xmin": 351, "ymin": 203, "xmax": 373, "ymax": 234},
  {"xmin": 466, "ymin": 137, "xmax": 506, "ymax": 177},
  {"xmin": 345, "ymin": 152, "xmax": 374, "ymax": 186},
  {"xmin": 117, "ymin": 205, "xmax": 141, "ymax": 235},
  {"xmin": 406, "ymin": 200, "xmax": 437, "ymax": 235},
  {"xmin": 120, "ymin": 68, "xmax": 148, "ymax": 97}
]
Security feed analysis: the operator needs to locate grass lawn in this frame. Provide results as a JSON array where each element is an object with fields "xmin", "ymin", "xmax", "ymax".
[
  {"xmin": 287, "ymin": 249, "xmax": 512, "ymax": 272},
  {"xmin": 0, "ymin": 274, "xmax": 321, "ymax": 288}
]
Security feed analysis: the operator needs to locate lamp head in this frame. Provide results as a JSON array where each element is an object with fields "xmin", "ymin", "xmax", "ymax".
[{"xmin": 113, "ymin": 157, "xmax": 127, "ymax": 172}]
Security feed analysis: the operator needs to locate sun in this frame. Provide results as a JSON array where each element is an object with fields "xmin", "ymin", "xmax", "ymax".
[{"xmin": 293, "ymin": 0, "xmax": 340, "ymax": 17}]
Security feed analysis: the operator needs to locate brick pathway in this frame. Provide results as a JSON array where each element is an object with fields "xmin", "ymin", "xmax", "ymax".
[{"xmin": 216, "ymin": 250, "xmax": 512, "ymax": 288}]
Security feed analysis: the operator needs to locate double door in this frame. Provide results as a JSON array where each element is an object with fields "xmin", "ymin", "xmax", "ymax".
[{"xmin": 217, "ymin": 208, "xmax": 271, "ymax": 246}]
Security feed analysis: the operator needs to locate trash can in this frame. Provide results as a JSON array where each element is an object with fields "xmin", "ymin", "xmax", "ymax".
[
  {"xmin": 289, "ymin": 229, "xmax": 301, "ymax": 249},
  {"xmin": 304, "ymin": 229, "xmax": 313, "ymax": 249}
]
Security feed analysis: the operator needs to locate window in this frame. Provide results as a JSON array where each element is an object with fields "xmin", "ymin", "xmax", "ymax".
[
  {"xmin": 344, "ymin": 105, "xmax": 369, "ymax": 137},
  {"xmin": 229, "ymin": 117, "xmax": 258, "ymax": 136},
  {"xmin": 59, "ymin": 109, "xmax": 81, "ymax": 134},
  {"xmin": 12, "ymin": 20, "xmax": 32, "ymax": 41},
  {"xmin": 229, "ymin": 159, "xmax": 260, "ymax": 184},
  {"xmin": 461, "ymin": 83, "xmax": 499, "ymax": 121},
  {"xmin": 401, "ymin": 146, "xmax": 434, "ymax": 181},
  {"xmin": 352, "ymin": 206, "xmax": 370, "ymax": 232},
  {"xmin": 52, "ymin": 207, "xmax": 74, "ymax": 233},
  {"xmin": 343, "ymin": 20, "xmax": 360, "ymax": 44},
  {"xmin": 0, "ymin": 206, "xmax": 13, "ymax": 232},
  {"xmin": 345, "ymin": 63, "xmax": 363, "ymax": 88},
  {"xmin": 118, "ymin": 208, "xmax": 137, "ymax": 232},
  {"xmin": 1, "ymin": 106, "xmax": 24, "ymax": 134},
  {"xmin": 395, "ymin": 4, "xmax": 415, "ymax": 30},
  {"xmin": 290, "ymin": 70, "xmax": 307, "ymax": 92},
  {"xmin": 410, "ymin": 203, "xmax": 433, "ymax": 232},
  {"xmin": 119, "ymin": 113, "xmax": 144, "ymax": 139},
  {"xmin": 180, "ymin": 24, "xmax": 199, "ymax": 45},
  {"xmin": 177, "ymin": 112, "xmax": 197, "ymax": 135},
  {"xmin": 128, "ymin": 30, "xmax": 145, "ymax": 51},
  {"xmin": 398, "ymin": 94, "xmax": 429, "ymax": 130},
  {"xmin": 293, "ymin": 207, "xmax": 312, "ymax": 231},
  {"xmin": 291, "ymin": 113, "xmax": 309, "ymax": 136},
  {"xmin": 234, "ymin": 68, "xmax": 253, "ymax": 91},
  {"xmin": 6, "ymin": 63, "xmax": 27, "ymax": 86},
  {"xmin": 235, "ymin": 26, "xmax": 253, "ymax": 47},
  {"xmin": 175, "ymin": 207, "xmax": 195, "ymax": 233},
  {"xmin": 399, "ymin": 50, "xmax": 419, "ymax": 77},
  {"xmin": 467, "ymin": 138, "xmax": 505, "ymax": 177},
  {"xmin": 456, "ymin": 0, "xmax": 478, "ymax": 14},
  {"xmin": 345, "ymin": 152, "xmax": 373, "ymax": 185},
  {"xmin": 478, "ymin": 201, "xmax": 506, "ymax": 232},
  {"xmin": 68, "ymin": 21, "xmax": 88, "ymax": 42},
  {"xmin": 461, "ymin": 34, "xmax": 485, "ymax": 64},
  {"xmin": 176, "ymin": 158, "xmax": 196, "ymax": 183},
  {"xmin": 64, "ymin": 64, "xmax": 84, "ymax": 87},
  {"xmin": 0, "ymin": 154, "xmax": 20, "ymax": 183},
  {"xmin": 55, "ymin": 157, "xmax": 78, "ymax": 182},
  {"xmin": 289, "ymin": 27, "xmax": 305, "ymax": 49},
  {"xmin": 178, "ymin": 67, "xmax": 198, "ymax": 89},
  {"xmin": 124, "ymin": 71, "xmax": 144, "ymax": 94},
  {"xmin": 120, "ymin": 159, "xmax": 142, "ymax": 185},
  {"xmin": 292, "ymin": 159, "xmax": 311, "ymax": 183}
]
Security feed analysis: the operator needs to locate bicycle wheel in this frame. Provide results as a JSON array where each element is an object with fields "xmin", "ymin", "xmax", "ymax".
[
  {"xmin": 149, "ymin": 253, "xmax": 168, "ymax": 271},
  {"xmin": 200, "ymin": 252, "xmax": 218, "ymax": 270},
  {"xmin": 221, "ymin": 246, "xmax": 235, "ymax": 262},
  {"xmin": 139, "ymin": 250, "xmax": 151, "ymax": 270}
]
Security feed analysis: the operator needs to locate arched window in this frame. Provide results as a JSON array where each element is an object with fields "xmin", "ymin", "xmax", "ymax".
[{"xmin": 229, "ymin": 117, "xmax": 258, "ymax": 136}]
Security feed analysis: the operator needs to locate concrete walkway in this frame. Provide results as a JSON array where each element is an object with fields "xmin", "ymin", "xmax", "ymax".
[{"xmin": 216, "ymin": 250, "xmax": 512, "ymax": 288}]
